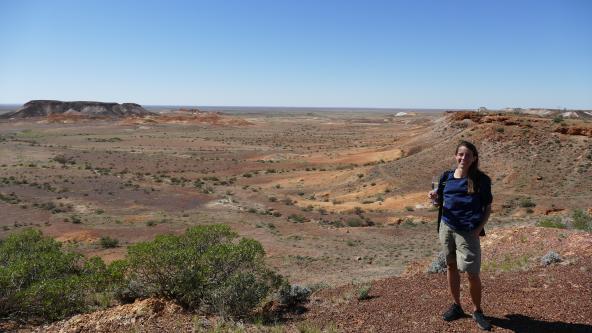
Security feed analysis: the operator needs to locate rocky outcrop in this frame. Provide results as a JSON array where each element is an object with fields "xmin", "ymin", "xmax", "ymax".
[
  {"xmin": 554, "ymin": 125, "xmax": 592, "ymax": 137},
  {"xmin": 1, "ymin": 100, "xmax": 155, "ymax": 119}
]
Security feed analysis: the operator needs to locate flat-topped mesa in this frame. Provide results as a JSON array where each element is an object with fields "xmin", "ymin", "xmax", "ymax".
[{"xmin": 1, "ymin": 100, "xmax": 155, "ymax": 119}]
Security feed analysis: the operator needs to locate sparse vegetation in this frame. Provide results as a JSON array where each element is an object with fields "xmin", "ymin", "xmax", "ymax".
[
  {"xmin": 482, "ymin": 254, "xmax": 531, "ymax": 272},
  {"xmin": 536, "ymin": 216, "xmax": 566, "ymax": 229},
  {"xmin": 88, "ymin": 137, "xmax": 122, "ymax": 143},
  {"xmin": 2, "ymin": 109, "xmax": 591, "ymax": 329},
  {"xmin": 99, "ymin": 236, "xmax": 119, "ymax": 248},
  {"xmin": 518, "ymin": 197, "xmax": 536, "ymax": 208},
  {"xmin": 288, "ymin": 214, "xmax": 307, "ymax": 223},
  {"xmin": 345, "ymin": 217, "xmax": 364, "ymax": 227},
  {"xmin": 571, "ymin": 209, "xmax": 592, "ymax": 232},
  {"xmin": 357, "ymin": 284, "xmax": 371, "ymax": 300}
]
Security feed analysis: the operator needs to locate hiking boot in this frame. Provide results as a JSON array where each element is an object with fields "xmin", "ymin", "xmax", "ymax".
[
  {"xmin": 473, "ymin": 310, "xmax": 492, "ymax": 331},
  {"xmin": 442, "ymin": 303, "xmax": 465, "ymax": 321}
]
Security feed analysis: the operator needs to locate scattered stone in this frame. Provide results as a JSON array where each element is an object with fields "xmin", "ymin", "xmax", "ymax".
[
  {"xmin": 541, "ymin": 251, "xmax": 562, "ymax": 266},
  {"xmin": 426, "ymin": 251, "xmax": 447, "ymax": 273}
]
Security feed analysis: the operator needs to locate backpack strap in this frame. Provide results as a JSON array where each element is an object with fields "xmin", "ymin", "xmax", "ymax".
[{"xmin": 436, "ymin": 170, "xmax": 452, "ymax": 234}]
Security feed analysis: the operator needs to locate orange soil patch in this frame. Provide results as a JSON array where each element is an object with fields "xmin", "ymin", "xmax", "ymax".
[
  {"xmin": 308, "ymin": 147, "xmax": 403, "ymax": 164},
  {"xmin": 295, "ymin": 191, "xmax": 428, "ymax": 213},
  {"xmin": 55, "ymin": 230, "xmax": 100, "ymax": 243},
  {"xmin": 262, "ymin": 168, "xmax": 362, "ymax": 189},
  {"xmin": 252, "ymin": 147, "xmax": 403, "ymax": 165},
  {"xmin": 246, "ymin": 152, "xmax": 304, "ymax": 162},
  {"xmin": 87, "ymin": 248, "xmax": 127, "ymax": 264}
]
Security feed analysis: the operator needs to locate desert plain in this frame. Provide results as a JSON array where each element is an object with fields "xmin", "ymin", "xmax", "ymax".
[
  {"xmin": 2, "ymin": 107, "xmax": 592, "ymax": 332},
  {"xmin": 1, "ymin": 108, "xmax": 590, "ymax": 290}
]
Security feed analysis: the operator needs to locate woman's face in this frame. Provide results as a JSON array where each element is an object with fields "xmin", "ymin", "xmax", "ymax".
[{"xmin": 455, "ymin": 145, "xmax": 476, "ymax": 169}]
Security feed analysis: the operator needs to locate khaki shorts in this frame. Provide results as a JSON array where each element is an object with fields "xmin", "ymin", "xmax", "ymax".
[{"xmin": 439, "ymin": 222, "xmax": 481, "ymax": 274}]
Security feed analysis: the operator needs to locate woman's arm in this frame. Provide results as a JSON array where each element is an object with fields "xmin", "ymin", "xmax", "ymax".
[{"xmin": 474, "ymin": 204, "xmax": 492, "ymax": 237}]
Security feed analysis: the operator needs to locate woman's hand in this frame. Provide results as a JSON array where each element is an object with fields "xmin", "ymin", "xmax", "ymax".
[
  {"xmin": 473, "ymin": 226, "xmax": 483, "ymax": 238},
  {"xmin": 428, "ymin": 190, "xmax": 438, "ymax": 201}
]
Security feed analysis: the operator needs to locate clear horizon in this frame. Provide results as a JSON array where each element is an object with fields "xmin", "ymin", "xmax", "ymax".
[
  {"xmin": 1, "ymin": 0, "xmax": 591, "ymax": 109},
  {"xmin": 1, "ymin": 102, "xmax": 589, "ymax": 112}
]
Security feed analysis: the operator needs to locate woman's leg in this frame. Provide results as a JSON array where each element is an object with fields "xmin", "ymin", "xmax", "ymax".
[
  {"xmin": 467, "ymin": 272, "xmax": 482, "ymax": 312},
  {"xmin": 453, "ymin": 226, "xmax": 482, "ymax": 312},
  {"xmin": 447, "ymin": 262, "xmax": 461, "ymax": 305},
  {"xmin": 440, "ymin": 223, "xmax": 461, "ymax": 305}
]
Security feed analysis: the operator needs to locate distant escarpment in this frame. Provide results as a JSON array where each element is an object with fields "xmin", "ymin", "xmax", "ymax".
[{"xmin": 1, "ymin": 100, "xmax": 155, "ymax": 119}]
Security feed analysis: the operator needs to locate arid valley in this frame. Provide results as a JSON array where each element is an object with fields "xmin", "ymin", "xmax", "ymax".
[{"xmin": 1, "ymin": 106, "xmax": 591, "ymax": 332}]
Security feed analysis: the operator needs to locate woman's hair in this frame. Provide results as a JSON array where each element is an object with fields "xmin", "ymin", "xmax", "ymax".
[{"xmin": 455, "ymin": 140, "xmax": 481, "ymax": 194}]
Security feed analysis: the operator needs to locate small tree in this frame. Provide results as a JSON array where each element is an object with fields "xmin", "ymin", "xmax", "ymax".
[
  {"xmin": 121, "ymin": 224, "xmax": 284, "ymax": 318},
  {"xmin": 0, "ymin": 229, "xmax": 116, "ymax": 322}
]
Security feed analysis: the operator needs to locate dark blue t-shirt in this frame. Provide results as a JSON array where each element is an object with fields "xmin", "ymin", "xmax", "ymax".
[{"xmin": 441, "ymin": 171, "xmax": 492, "ymax": 231}]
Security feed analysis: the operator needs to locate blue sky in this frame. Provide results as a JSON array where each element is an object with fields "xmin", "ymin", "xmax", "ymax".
[{"xmin": 0, "ymin": 0, "xmax": 591, "ymax": 109}]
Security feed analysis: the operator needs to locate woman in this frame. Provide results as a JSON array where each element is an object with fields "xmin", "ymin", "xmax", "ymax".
[{"xmin": 428, "ymin": 141, "xmax": 493, "ymax": 331}]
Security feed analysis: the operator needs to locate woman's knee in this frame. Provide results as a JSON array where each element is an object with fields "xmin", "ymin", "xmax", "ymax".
[
  {"xmin": 467, "ymin": 272, "xmax": 480, "ymax": 281},
  {"xmin": 447, "ymin": 261, "xmax": 458, "ymax": 271}
]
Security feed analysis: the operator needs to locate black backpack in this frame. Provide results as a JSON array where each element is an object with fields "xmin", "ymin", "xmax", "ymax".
[{"xmin": 436, "ymin": 170, "xmax": 452, "ymax": 234}]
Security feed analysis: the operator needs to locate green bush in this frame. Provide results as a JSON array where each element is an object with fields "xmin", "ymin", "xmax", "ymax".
[
  {"xmin": 18, "ymin": 275, "xmax": 88, "ymax": 321},
  {"xmin": 121, "ymin": 224, "xmax": 283, "ymax": 318},
  {"xmin": 1, "ymin": 225, "xmax": 286, "ymax": 322},
  {"xmin": 345, "ymin": 217, "xmax": 364, "ymax": 227},
  {"xmin": 278, "ymin": 284, "xmax": 311, "ymax": 307},
  {"xmin": 357, "ymin": 284, "xmax": 371, "ymax": 300},
  {"xmin": 288, "ymin": 214, "xmax": 306, "ymax": 223},
  {"xmin": 572, "ymin": 209, "xmax": 592, "ymax": 232},
  {"xmin": 536, "ymin": 216, "xmax": 566, "ymax": 229},
  {"xmin": 0, "ymin": 229, "xmax": 117, "ymax": 322},
  {"xmin": 99, "ymin": 236, "xmax": 119, "ymax": 248},
  {"xmin": 518, "ymin": 197, "xmax": 536, "ymax": 208}
]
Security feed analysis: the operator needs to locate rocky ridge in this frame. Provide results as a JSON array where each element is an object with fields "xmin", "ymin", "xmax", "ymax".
[{"xmin": 0, "ymin": 100, "xmax": 154, "ymax": 119}]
